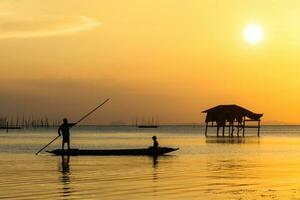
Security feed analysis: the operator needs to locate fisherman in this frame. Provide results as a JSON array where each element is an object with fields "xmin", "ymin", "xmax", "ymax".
[
  {"xmin": 58, "ymin": 118, "xmax": 76, "ymax": 150},
  {"xmin": 152, "ymin": 136, "xmax": 159, "ymax": 149}
]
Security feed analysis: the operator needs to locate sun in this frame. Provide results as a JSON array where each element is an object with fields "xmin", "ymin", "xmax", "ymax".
[{"xmin": 243, "ymin": 24, "xmax": 264, "ymax": 45}]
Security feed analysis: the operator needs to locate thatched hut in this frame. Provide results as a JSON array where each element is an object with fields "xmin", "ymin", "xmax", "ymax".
[{"xmin": 202, "ymin": 105, "xmax": 263, "ymax": 137}]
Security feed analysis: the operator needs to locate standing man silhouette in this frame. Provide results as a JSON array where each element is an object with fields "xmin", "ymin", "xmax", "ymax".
[{"xmin": 58, "ymin": 118, "xmax": 76, "ymax": 150}]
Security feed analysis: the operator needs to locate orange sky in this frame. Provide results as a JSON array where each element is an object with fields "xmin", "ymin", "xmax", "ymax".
[{"xmin": 0, "ymin": 0, "xmax": 300, "ymax": 124}]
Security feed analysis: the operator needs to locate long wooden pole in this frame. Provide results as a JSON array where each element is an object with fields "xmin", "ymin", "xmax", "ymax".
[
  {"xmin": 74, "ymin": 98, "xmax": 110, "ymax": 125},
  {"xmin": 35, "ymin": 98, "xmax": 110, "ymax": 155},
  {"xmin": 35, "ymin": 135, "xmax": 60, "ymax": 155}
]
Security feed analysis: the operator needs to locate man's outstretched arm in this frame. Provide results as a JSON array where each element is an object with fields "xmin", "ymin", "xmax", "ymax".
[{"xmin": 68, "ymin": 123, "xmax": 77, "ymax": 127}]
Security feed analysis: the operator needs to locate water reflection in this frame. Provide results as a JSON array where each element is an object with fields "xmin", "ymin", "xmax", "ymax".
[
  {"xmin": 152, "ymin": 156, "xmax": 158, "ymax": 169},
  {"xmin": 205, "ymin": 156, "xmax": 260, "ymax": 198},
  {"xmin": 58, "ymin": 155, "xmax": 72, "ymax": 198},
  {"xmin": 151, "ymin": 156, "xmax": 159, "ymax": 195},
  {"xmin": 206, "ymin": 137, "xmax": 260, "ymax": 144},
  {"xmin": 61, "ymin": 155, "xmax": 70, "ymax": 174}
]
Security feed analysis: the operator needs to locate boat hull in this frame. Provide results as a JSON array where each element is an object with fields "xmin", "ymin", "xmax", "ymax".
[
  {"xmin": 137, "ymin": 125, "xmax": 159, "ymax": 128},
  {"xmin": 47, "ymin": 147, "xmax": 179, "ymax": 156}
]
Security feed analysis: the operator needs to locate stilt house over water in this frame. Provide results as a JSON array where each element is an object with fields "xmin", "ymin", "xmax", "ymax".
[{"xmin": 202, "ymin": 105, "xmax": 263, "ymax": 137}]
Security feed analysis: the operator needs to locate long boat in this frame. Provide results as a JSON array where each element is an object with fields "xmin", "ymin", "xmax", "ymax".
[
  {"xmin": 47, "ymin": 147, "xmax": 179, "ymax": 156},
  {"xmin": 137, "ymin": 125, "xmax": 159, "ymax": 128}
]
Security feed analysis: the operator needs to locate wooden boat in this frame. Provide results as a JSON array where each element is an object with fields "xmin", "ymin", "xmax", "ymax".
[
  {"xmin": 47, "ymin": 147, "xmax": 179, "ymax": 156},
  {"xmin": 137, "ymin": 125, "xmax": 159, "ymax": 128}
]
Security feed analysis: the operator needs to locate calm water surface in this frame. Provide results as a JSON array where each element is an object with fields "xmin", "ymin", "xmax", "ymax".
[{"xmin": 1, "ymin": 126, "xmax": 300, "ymax": 199}]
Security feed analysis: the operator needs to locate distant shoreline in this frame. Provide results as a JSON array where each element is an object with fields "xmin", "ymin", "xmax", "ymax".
[{"xmin": 68, "ymin": 124, "xmax": 300, "ymax": 127}]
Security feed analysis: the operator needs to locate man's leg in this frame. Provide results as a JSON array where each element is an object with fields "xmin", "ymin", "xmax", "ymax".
[{"xmin": 62, "ymin": 140, "xmax": 65, "ymax": 150}]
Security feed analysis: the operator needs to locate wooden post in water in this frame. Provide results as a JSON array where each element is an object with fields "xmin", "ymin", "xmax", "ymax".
[
  {"xmin": 205, "ymin": 122, "xmax": 208, "ymax": 137},
  {"xmin": 222, "ymin": 125, "xmax": 225, "ymax": 137},
  {"xmin": 258, "ymin": 120, "xmax": 261, "ymax": 137},
  {"xmin": 242, "ymin": 117, "xmax": 245, "ymax": 137},
  {"xmin": 228, "ymin": 123, "xmax": 230, "ymax": 137}
]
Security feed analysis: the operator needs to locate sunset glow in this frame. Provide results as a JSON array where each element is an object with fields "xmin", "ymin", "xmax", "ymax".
[
  {"xmin": 0, "ymin": 1, "xmax": 299, "ymax": 124},
  {"xmin": 243, "ymin": 24, "xmax": 264, "ymax": 44},
  {"xmin": 3, "ymin": 2, "xmax": 300, "ymax": 200}
]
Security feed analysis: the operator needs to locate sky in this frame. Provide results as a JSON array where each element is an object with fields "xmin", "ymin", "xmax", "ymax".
[{"xmin": 0, "ymin": 0, "xmax": 300, "ymax": 125}]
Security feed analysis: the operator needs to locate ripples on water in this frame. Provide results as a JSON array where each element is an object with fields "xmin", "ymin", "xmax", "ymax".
[{"xmin": 1, "ymin": 126, "xmax": 300, "ymax": 199}]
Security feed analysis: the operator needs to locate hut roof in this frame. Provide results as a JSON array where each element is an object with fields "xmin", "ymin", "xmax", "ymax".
[
  {"xmin": 203, "ymin": 104, "xmax": 252, "ymax": 114},
  {"xmin": 202, "ymin": 104, "xmax": 263, "ymax": 121}
]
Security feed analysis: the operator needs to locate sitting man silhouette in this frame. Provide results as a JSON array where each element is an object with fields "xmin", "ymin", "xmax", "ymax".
[{"xmin": 152, "ymin": 136, "xmax": 159, "ymax": 149}]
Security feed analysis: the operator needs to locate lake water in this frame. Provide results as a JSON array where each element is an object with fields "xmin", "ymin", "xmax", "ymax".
[{"xmin": 1, "ymin": 125, "xmax": 300, "ymax": 199}]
